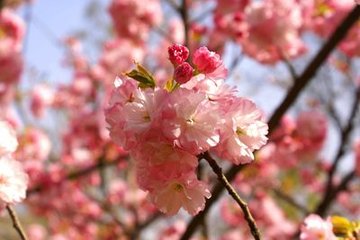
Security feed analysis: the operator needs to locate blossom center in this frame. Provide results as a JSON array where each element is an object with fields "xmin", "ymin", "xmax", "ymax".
[
  {"xmin": 143, "ymin": 114, "xmax": 151, "ymax": 121},
  {"xmin": 0, "ymin": 28, "xmax": 6, "ymax": 39},
  {"xmin": 186, "ymin": 118, "xmax": 195, "ymax": 125},
  {"xmin": 0, "ymin": 175, "xmax": 7, "ymax": 185},
  {"xmin": 236, "ymin": 127, "xmax": 245, "ymax": 136},
  {"xmin": 172, "ymin": 183, "xmax": 184, "ymax": 192},
  {"xmin": 127, "ymin": 93, "xmax": 134, "ymax": 103}
]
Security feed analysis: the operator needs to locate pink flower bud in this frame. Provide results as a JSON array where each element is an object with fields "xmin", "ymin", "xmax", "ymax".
[
  {"xmin": 193, "ymin": 46, "xmax": 222, "ymax": 74},
  {"xmin": 174, "ymin": 62, "xmax": 193, "ymax": 84},
  {"xmin": 168, "ymin": 44, "xmax": 189, "ymax": 66}
]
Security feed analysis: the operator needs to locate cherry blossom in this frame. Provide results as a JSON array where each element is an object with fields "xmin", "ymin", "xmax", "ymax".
[
  {"xmin": 300, "ymin": 214, "xmax": 336, "ymax": 240},
  {"xmin": 240, "ymin": 0, "xmax": 306, "ymax": 63},
  {"xmin": 0, "ymin": 120, "xmax": 18, "ymax": 156},
  {"xmin": 108, "ymin": 0, "xmax": 162, "ymax": 42},
  {"xmin": 0, "ymin": 156, "xmax": 28, "ymax": 204}
]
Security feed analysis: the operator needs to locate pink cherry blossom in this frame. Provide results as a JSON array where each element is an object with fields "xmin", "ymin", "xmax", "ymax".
[
  {"xmin": 27, "ymin": 224, "xmax": 47, "ymax": 240},
  {"xmin": 240, "ymin": 0, "xmax": 306, "ymax": 64},
  {"xmin": 338, "ymin": 24, "xmax": 360, "ymax": 57},
  {"xmin": 295, "ymin": 110, "xmax": 328, "ymax": 152},
  {"xmin": 134, "ymin": 141, "xmax": 198, "ymax": 191},
  {"xmin": 0, "ymin": 51, "xmax": 23, "ymax": 84},
  {"xmin": 30, "ymin": 84, "xmax": 54, "ymax": 118},
  {"xmin": 174, "ymin": 62, "xmax": 194, "ymax": 84},
  {"xmin": 214, "ymin": 0, "xmax": 249, "ymax": 41},
  {"xmin": 0, "ymin": 8, "xmax": 25, "ymax": 57},
  {"xmin": 300, "ymin": 214, "xmax": 336, "ymax": 240},
  {"xmin": 193, "ymin": 46, "xmax": 227, "ymax": 79},
  {"xmin": 159, "ymin": 220, "xmax": 186, "ymax": 240},
  {"xmin": 106, "ymin": 79, "xmax": 166, "ymax": 149},
  {"xmin": 15, "ymin": 127, "xmax": 51, "ymax": 162},
  {"xmin": 149, "ymin": 173, "xmax": 211, "ymax": 216},
  {"xmin": 0, "ymin": 156, "xmax": 28, "ymax": 204},
  {"xmin": 0, "ymin": 120, "xmax": 18, "ymax": 156},
  {"xmin": 168, "ymin": 44, "xmax": 190, "ymax": 66},
  {"xmin": 309, "ymin": 0, "xmax": 353, "ymax": 38},
  {"xmin": 96, "ymin": 38, "xmax": 145, "ymax": 85},
  {"xmin": 108, "ymin": 0, "xmax": 162, "ymax": 42},
  {"xmin": 160, "ymin": 88, "xmax": 220, "ymax": 154},
  {"xmin": 214, "ymin": 97, "xmax": 268, "ymax": 164}
]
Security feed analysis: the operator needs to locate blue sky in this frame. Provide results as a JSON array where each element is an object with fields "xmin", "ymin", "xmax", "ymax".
[{"xmin": 21, "ymin": 0, "xmax": 109, "ymax": 85}]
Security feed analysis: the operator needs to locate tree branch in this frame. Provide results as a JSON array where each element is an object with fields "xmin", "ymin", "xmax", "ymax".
[
  {"xmin": 180, "ymin": 0, "xmax": 190, "ymax": 51},
  {"xmin": 268, "ymin": 5, "xmax": 360, "ymax": 132},
  {"xmin": 180, "ymin": 164, "xmax": 244, "ymax": 240},
  {"xmin": 6, "ymin": 205, "xmax": 28, "ymax": 240},
  {"xmin": 272, "ymin": 189, "xmax": 309, "ymax": 215},
  {"xmin": 201, "ymin": 152, "xmax": 261, "ymax": 240},
  {"xmin": 315, "ymin": 87, "xmax": 359, "ymax": 217}
]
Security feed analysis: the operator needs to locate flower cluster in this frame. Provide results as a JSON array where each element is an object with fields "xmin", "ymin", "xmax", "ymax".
[
  {"xmin": 0, "ymin": 8, "xmax": 24, "ymax": 84},
  {"xmin": 262, "ymin": 110, "xmax": 328, "ymax": 168},
  {"xmin": 0, "ymin": 121, "xmax": 28, "ymax": 206},
  {"xmin": 214, "ymin": 0, "xmax": 307, "ymax": 64},
  {"xmin": 105, "ymin": 44, "xmax": 268, "ymax": 215},
  {"xmin": 108, "ymin": 0, "xmax": 162, "ymax": 42}
]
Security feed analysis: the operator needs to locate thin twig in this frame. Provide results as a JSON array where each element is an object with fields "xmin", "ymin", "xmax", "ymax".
[
  {"xmin": 268, "ymin": 6, "xmax": 360, "ymax": 132},
  {"xmin": 165, "ymin": 0, "xmax": 180, "ymax": 12},
  {"xmin": 272, "ymin": 189, "xmax": 309, "ymax": 215},
  {"xmin": 180, "ymin": 164, "xmax": 244, "ymax": 240},
  {"xmin": 277, "ymin": 47, "xmax": 298, "ymax": 80},
  {"xmin": 201, "ymin": 152, "xmax": 261, "ymax": 240},
  {"xmin": 315, "ymin": 87, "xmax": 360, "ymax": 216},
  {"xmin": 6, "ymin": 205, "xmax": 28, "ymax": 240},
  {"xmin": 327, "ymin": 87, "xmax": 360, "ymax": 184}
]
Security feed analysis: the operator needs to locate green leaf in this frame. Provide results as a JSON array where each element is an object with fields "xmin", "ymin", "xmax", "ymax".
[{"xmin": 126, "ymin": 63, "xmax": 155, "ymax": 89}]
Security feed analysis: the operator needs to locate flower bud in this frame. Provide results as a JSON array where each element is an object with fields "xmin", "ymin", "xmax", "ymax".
[
  {"xmin": 193, "ymin": 46, "xmax": 221, "ymax": 74},
  {"xmin": 168, "ymin": 44, "xmax": 189, "ymax": 66},
  {"xmin": 174, "ymin": 62, "xmax": 193, "ymax": 84}
]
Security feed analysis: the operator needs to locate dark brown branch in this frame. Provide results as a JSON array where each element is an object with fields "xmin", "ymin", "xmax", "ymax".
[
  {"xmin": 315, "ymin": 87, "xmax": 359, "ymax": 217},
  {"xmin": 130, "ymin": 212, "xmax": 162, "ymax": 239},
  {"xmin": 202, "ymin": 152, "xmax": 261, "ymax": 240},
  {"xmin": 327, "ymin": 87, "xmax": 360, "ymax": 182},
  {"xmin": 316, "ymin": 170, "xmax": 357, "ymax": 217},
  {"xmin": 180, "ymin": 164, "xmax": 244, "ymax": 240},
  {"xmin": 268, "ymin": 5, "xmax": 360, "ymax": 133},
  {"xmin": 6, "ymin": 205, "xmax": 28, "ymax": 240},
  {"xmin": 165, "ymin": 0, "xmax": 180, "ymax": 12},
  {"xmin": 180, "ymin": 6, "xmax": 360, "ymax": 239},
  {"xmin": 180, "ymin": 0, "xmax": 190, "ymax": 50}
]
